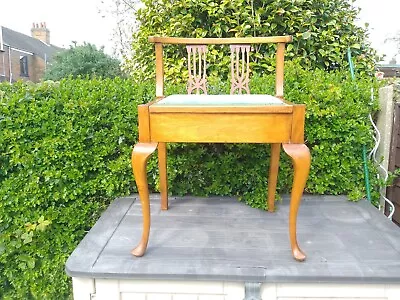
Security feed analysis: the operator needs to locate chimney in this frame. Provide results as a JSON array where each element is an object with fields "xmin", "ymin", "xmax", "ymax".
[{"xmin": 31, "ymin": 22, "xmax": 50, "ymax": 44}]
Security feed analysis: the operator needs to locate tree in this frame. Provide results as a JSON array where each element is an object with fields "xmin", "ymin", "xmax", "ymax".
[
  {"xmin": 385, "ymin": 31, "xmax": 400, "ymax": 63},
  {"xmin": 44, "ymin": 43, "xmax": 124, "ymax": 80},
  {"xmin": 98, "ymin": 0, "xmax": 140, "ymax": 59},
  {"xmin": 125, "ymin": 0, "xmax": 377, "ymax": 82}
]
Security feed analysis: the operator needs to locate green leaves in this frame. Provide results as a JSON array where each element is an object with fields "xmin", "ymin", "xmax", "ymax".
[
  {"xmin": 21, "ymin": 232, "xmax": 33, "ymax": 245},
  {"xmin": 162, "ymin": 61, "xmax": 381, "ymax": 208},
  {"xmin": 302, "ymin": 31, "xmax": 312, "ymax": 40},
  {"xmin": 0, "ymin": 78, "xmax": 151, "ymax": 299},
  {"xmin": 36, "ymin": 216, "xmax": 51, "ymax": 232},
  {"xmin": 0, "ymin": 66, "xmax": 381, "ymax": 298},
  {"xmin": 18, "ymin": 255, "xmax": 35, "ymax": 270},
  {"xmin": 126, "ymin": 0, "xmax": 378, "ymax": 81},
  {"xmin": 44, "ymin": 43, "xmax": 124, "ymax": 81}
]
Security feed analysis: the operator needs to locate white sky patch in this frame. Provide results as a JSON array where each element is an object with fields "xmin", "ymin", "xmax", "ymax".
[
  {"xmin": 354, "ymin": 0, "xmax": 400, "ymax": 62},
  {"xmin": 0, "ymin": 0, "xmax": 115, "ymax": 54}
]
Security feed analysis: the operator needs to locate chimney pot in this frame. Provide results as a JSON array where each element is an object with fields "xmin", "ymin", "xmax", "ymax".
[{"xmin": 31, "ymin": 22, "xmax": 50, "ymax": 44}]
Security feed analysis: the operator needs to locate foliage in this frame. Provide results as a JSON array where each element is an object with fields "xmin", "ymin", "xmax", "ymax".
[
  {"xmin": 98, "ymin": 0, "xmax": 139, "ymax": 59},
  {"xmin": 385, "ymin": 31, "xmax": 400, "ymax": 63},
  {"xmin": 163, "ymin": 60, "xmax": 381, "ymax": 207},
  {"xmin": 44, "ymin": 43, "xmax": 124, "ymax": 81},
  {"xmin": 126, "ymin": 0, "xmax": 377, "ymax": 81},
  {"xmin": 0, "ymin": 78, "xmax": 153, "ymax": 299},
  {"xmin": 0, "ymin": 62, "xmax": 380, "ymax": 298}
]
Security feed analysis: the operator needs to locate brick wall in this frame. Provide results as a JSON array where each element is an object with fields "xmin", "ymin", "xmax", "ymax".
[
  {"xmin": 31, "ymin": 55, "xmax": 46, "ymax": 82},
  {"xmin": 0, "ymin": 45, "xmax": 46, "ymax": 83},
  {"xmin": 10, "ymin": 50, "xmax": 32, "ymax": 82}
]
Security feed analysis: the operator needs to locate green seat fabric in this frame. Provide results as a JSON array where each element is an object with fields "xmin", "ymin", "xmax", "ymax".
[{"xmin": 154, "ymin": 94, "xmax": 287, "ymax": 106}]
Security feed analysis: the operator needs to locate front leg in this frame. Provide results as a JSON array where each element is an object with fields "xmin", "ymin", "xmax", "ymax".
[
  {"xmin": 282, "ymin": 143, "xmax": 311, "ymax": 262},
  {"xmin": 131, "ymin": 142, "xmax": 158, "ymax": 257}
]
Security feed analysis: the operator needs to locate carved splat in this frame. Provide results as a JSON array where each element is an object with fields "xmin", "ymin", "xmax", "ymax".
[
  {"xmin": 230, "ymin": 45, "xmax": 252, "ymax": 95},
  {"xmin": 186, "ymin": 45, "xmax": 208, "ymax": 94}
]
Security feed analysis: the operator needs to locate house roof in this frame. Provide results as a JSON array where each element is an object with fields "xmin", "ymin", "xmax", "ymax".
[
  {"xmin": 377, "ymin": 64, "xmax": 400, "ymax": 68},
  {"xmin": 377, "ymin": 64, "xmax": 400, "ymax": 78},
  {"xmin": 1, "ymin": 26, "xmax": 62, "ymax": 60}
]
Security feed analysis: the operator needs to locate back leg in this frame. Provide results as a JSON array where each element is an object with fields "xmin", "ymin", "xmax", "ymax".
[
  {"xmin": 158, "ymin": 142, "xmax": 168, "ymax": 210},
  {"xmin": 267, "ymin": 143, "xmax": 281, "ymax": 212}
]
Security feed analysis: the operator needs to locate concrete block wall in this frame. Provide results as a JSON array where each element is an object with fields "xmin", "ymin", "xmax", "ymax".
[
  {"xmin": 377, "ymin": 87, "xmax": 394, "ymax": 174},
  {"xmin": 377, "ymin": 85, "xmax": 396, "ymax": 209}
]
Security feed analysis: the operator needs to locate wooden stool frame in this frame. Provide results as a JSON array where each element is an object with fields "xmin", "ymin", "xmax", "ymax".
[{"xmin": 131, "ymin": 36, "xmax": 311, "ymax": 261}]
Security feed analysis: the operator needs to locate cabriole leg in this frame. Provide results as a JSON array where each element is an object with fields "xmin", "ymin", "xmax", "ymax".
[
  {"xmin": 282, "ymin": 143, "xmax": 311, "ymax": 262},
  {"xmin": 131, "ymin": 142, "xmax": 158, "ymax": 257}
]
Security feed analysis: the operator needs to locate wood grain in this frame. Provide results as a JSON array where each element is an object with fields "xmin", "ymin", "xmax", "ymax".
[
  {"xmin": 138, "ymin": 104, "xmax": 151, "ymax": 142},
  {"xmin": 290, "ymin": 105, "xmax": 306, "ymax": 144},
  {"xmin": 150, "ymin": 113, "xmax": 292, "ymax": 143},
  {"xmin": 149, "ymin": 36, "xmax": 292, "ymax": 45},
  {"xmin": 131, "ymin": 142, "xmax": 158, "ymax": 257},
  {"xmin": 282, "ymin": 143, "xmax": 311, "ymax": 262},
  {"xmin": 267, "ymin": 143, "xmax": 281, "ymax": 212},
  {"xmin": 155, "ymin": 43, "xmax": 164, "ymax": 97},
  {"xmin": 158, "ymin": 142, "xmax": 168, "ymax": 210},
  {"xmin": 275, "ymin": 43, "xmax": 285, "ymax": 97}
]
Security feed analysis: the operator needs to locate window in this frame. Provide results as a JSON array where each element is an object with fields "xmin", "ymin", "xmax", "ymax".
[
  {"xmin": 20, "ymin": 55, "xmax": 28, "ymax": 76},
  {"xmin": 0, "ymin": 52, "xmax": 5, "ymax": 76}
]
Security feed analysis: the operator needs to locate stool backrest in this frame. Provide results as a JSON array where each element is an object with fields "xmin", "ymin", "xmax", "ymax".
[{"xmin": 148, "ymin": 36, "xmax": 292, "ymax": 97}]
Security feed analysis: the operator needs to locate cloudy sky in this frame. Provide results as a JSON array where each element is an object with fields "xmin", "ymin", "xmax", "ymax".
[
  {"xmin": 355, "ymin": 0, "xmax": 400, "ymax": 62},
  {"xmin": 1, "ymin": 0, "xmax": 399, "ymax": 62},
  {"xmin": 0, "ymin": 0, "xmax": 115, "ymax": 52}
]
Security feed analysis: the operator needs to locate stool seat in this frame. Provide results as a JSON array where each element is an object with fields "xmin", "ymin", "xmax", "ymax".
[{"xmin": 154, "ymin": 94, "xmax": 287, "ymax": 106}]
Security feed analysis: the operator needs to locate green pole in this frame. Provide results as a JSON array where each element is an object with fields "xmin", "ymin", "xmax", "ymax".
[
  {"xmin": 347, "ymin": 48, "xmax": 355, "ymax": 79},
  {"xmin": 347, "ymin": 47, "xmax": 372, "ymax": 202},
  {"xmin": 362, "ymin": 145, "xmax": 372, "ymax": 202}
]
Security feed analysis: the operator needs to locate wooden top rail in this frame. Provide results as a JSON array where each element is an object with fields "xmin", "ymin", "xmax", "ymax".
[{"xmin": 149, "ymin": 36, "xmax": 292, "ymax": 45}]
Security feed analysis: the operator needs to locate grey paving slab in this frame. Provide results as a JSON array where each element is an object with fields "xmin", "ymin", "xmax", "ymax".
[{"xmin": 66, "ymin": 194, "xmax": 400, "ymax": 283}]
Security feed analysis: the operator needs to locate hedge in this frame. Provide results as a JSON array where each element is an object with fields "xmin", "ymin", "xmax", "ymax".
[
  {"xmin": 0, "ymin": 62, "xmax": 379, "ymax": 299},
  {"xmin": 128, "ymin": 0, "xmax": 377, "ymax": 81}
]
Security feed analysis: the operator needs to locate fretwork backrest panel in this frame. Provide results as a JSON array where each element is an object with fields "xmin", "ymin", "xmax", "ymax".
[{"xmin": 149, "ymin": 36, "xmax": 292, "ymax": 98}]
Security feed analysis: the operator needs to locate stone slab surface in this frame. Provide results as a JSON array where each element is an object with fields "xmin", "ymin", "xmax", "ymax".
[{"xmin": 66, "ymin": 195, "xmax": 400, "ymax": 283}]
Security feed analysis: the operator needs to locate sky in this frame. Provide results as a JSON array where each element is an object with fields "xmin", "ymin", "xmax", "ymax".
[
  {"xmin": 0, "ymin": 0, "xmax": 116, "ymax": 53},
  {"xmin": 1, "ymin": 0, "xmax": 399, "ymax": 63},
  {"xmin": 355, "ymin": 0, "xmax": 400, "ymax": 62}
]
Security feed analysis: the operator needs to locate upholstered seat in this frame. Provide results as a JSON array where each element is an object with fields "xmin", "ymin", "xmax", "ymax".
[{"xmin": 153, "ymin": 94, "xmax": 287, "ymax": 106}]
